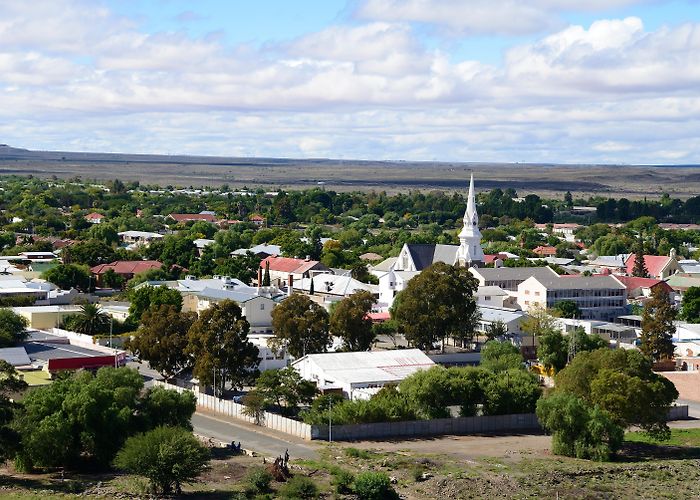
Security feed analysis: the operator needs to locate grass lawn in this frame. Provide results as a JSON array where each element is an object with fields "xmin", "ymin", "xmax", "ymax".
[
  {"xmin": 20, "ymin": 370, "xmax": 52, "ymax": 386},
  {"xmin": 625, "ymin": 428, "xmax": 700, "ymax": 447}
]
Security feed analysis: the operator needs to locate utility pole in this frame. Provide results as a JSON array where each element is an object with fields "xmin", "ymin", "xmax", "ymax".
[{"xmin": 328, "ymin": 396, "xmax": 332, "ymax": 443}]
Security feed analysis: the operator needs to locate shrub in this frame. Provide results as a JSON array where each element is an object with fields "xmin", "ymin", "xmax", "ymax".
[
  {"xmin": 113, "ymin": 426, "xmax": 210, "ymax": 494},
  {"xmin": 332, "ymin": 469, "xmax": 355, "ymax": 494},
  {"xmin": 279, "ymin": 475, "xmax": 319, "ymax": 499},
  {"xmin": 354, "ymin": 472, "xmax": 398, "ymax": 500},
  {"xmin": 344, "ymin": 447, "xmax": 373, "ymax": 459},
  {"xmin": 245, "ymin": 467, "xmax": 273, "ymax": 493}
]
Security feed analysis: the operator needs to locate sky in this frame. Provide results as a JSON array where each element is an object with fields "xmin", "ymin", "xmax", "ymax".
[{"xmin": 2, "ymin": 0, "xmax": 700, "ymax": 164}]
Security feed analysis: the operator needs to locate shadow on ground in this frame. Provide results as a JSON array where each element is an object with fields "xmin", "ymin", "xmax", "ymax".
[{"xmin": 618, "ymin": 442, "xmax": 700, "ymax": 462}]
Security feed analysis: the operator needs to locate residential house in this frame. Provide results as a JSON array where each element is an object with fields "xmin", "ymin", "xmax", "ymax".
[
  {"xmin": 193, "ymin": 238, "xmax": 215, "ymax": 256},
  {"xmin": 167, "ymin": 213, "xmax": 218, "ymax": 224},
  {"xmin": 533, "ymin": 245, "xmax": 557, "ymax": 257},
  {"xmin": 231, "ymin": 243, "xmax": 281, "ymax": 258},
  {"xmin": 614, "ymin": 275, "xmax": 674, "ymax": 302},
  {"xmin": 249, "ymin": 214, "xmax": 266, "ymax": 226},
  {"xmin": 376, "ymin": 269, "xmax": 419, "ymax": 310},
  {"xmin": 477, "ymin": 306, "xmax": 527, "ymax": 337},
  {"xmin": 469, "ymin": 266, "xmax": 560, "ymax": 294},
  {"xmin": 118, "ymin": 231, "xmax": 163, "ymax": 248},
  {"xmin": 517, "ymin": 275, "xmax": 627, "ymax": 321},
  {"xmin": 587, "ymin": 254, "xmax": 629, "ymax": 274},
  {"xmin": 475, "ymin": 286, "xmax": 518, "ymax": 308},
  {"xmin": 666, "ymin": 274, "xmax": 700, "ymax": 296},
  {"xmin": 85, "ymin": 212, "xmax": 105, "ymax": 224},
  {"xmin": 624, "ymin": 251, "xmax": 680, "ymax": 280},
  {"xmin": 292, "ymin": 349, "xmax": 435, "ymax": 400},
  {"xmin": 258, "ymin": 255, "xmax": 331, "ymax": 288},
  {"xmin": 90, "ymin": 260, "xmax": 163, "ymax": 286},
  {"xmin": 293, "ymin": 274, "xmax": 378, "ymax": 304}
]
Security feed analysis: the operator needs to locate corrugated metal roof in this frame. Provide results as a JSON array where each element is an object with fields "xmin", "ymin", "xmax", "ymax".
[{"xmin": 0, "ymin": 347, "xmax": 30, "ymax": 366}]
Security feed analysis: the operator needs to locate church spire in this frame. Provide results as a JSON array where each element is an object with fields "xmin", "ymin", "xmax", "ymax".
[{"xmin": 456, "ymin": 173, "xmax": 484, "ymax": 267}]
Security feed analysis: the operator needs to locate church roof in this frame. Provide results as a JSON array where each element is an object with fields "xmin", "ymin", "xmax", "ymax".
[{"xmin": 405, "ymin": 244, "xmax": 458, "ymax": 271}]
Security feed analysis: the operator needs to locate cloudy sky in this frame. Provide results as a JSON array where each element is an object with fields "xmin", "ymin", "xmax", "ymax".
[{"xmin": 2, "ymin": 0, "xmax": 700, "ymax": 163}]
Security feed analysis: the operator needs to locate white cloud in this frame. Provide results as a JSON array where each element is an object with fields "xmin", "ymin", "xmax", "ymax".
[{"xmin": 0, "ymin": 0, "xmax": 699, "ymax": 164}]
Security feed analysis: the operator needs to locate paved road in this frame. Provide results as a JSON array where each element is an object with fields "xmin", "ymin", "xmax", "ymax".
[{"xmin": 192, "ymin": 412, "xmax": 319, "ymax": 460}]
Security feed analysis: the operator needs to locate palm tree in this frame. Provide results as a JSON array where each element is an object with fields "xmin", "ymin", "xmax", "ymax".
[{"xmin": 73, "ymin": 303, "xmax": 110, "ymax": 336}]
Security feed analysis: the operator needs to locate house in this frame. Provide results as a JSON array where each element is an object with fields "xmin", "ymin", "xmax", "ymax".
[
  {"xmin": 292, "ymin": 349, "xmax": 435, "ymax": 400},
  {"xmin": 517, "ymin": 274, "xmax": 627, "ymax": 321},
  {"xmin": 377, "ymin": 269, "xmax": 420, "ymax": 310},
  {"xmin": 259, "ymin": 255, "xmax": 331, "ymax": 288},
  {"xmin": 85, "ymin": 212, "xmax": 105, "ymax": 224},
  {"xmin": 294, "ymin": 274, "xmax": 378, "ymax": 303},
  {"xmin": 477, "ymin": 306, "xmax": 527, "ymax": 337},
  {"xmin": 666, "ymin": 274, "xmax": 700, "ymax": 296},
  {"xmin": 249, "ymin": 214, "xmax": 266, "ymax": 226},
  {"xmin": 533, "ymin": 245, "xmax": 557, "ymax": 257},
  {"xmin": 231, "ymin": 243, "xmax": 281, "ymax": 258},
  {"xmin": 624, "ymin": 251, "xmax": 680, "ymax": 280},
  {"xmin": 0, "ymin": 280, "xmax": 51, "ymax": 304},
  {"xmin": 12, "ymin": 305, "xmax": 83, "ymax": 329},
  {"xmin": 176, "ymin": 275, "xmax": 282, "ymax": 334},
  {"xmin": 18, "ymin": 251, "xmax": 58, "ymax": 262},
  {"xmin": 118, "ymin": 231, "xmax": 163, "ymax": 248},
  {"xmin": 475, "ymin": 286, "xmax": 517, "ymax": 308},
  {"xmin": 193, "ymin": 238, "xmax": 215, "ymax": 255},
  {"xmin": 90, "ymin": 260, "xmax": 163, "ymax": 286},
  {"xmin": 167, "ymin": 213, "xmax": 218, "ymax": 224},
  {"xmin": 359, "ymin": 252, "xmax": 383, "ymax": 262},
  {"xmin": 614, "ymin": 275, "xmax": 674, "ymax": 302},
  {"xmin": 587, "ymin": 254, "xmax": 629, "ymax": 274}
]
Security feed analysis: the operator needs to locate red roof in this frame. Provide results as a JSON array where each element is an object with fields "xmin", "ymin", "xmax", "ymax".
[
  {"xmin": 534, "ymin": 245, "xmax": 557, "ymax": 256},
  {"xmin": 91, "ymin": 260, "xmax": 163, "ymax": 275},
  {"xmin": 614, "ymin": 275, "xmax": 673, "ymax": 294},
  {"xmin": 250, "ymin": 214, "xmax": 265, "ymax": 221},
  {"xmin": 483, "ymin": 253, "xmax": 509, "ymax": 264},
  {"xmin": 168, "ymin": 213, "xmax": 217, "ymax": 223},
  {"xmin": 85, "ymin": 212, "xmax": 104, "ymax": 220},
  {"xmin": 624, "ymin": 255, "xmax": 672, "ymax": 278},
  {"xmin": 260, "ymin": 255, "xmax": 323, "ymax": 274},
  {"xmin": 366, "ymin": 312, "xmax": 391, "ymax": 322}
]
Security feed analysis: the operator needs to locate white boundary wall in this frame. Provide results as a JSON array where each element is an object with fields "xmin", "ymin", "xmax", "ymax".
[{"xmin": 153, "ymin": 380, "xmax": 312, "ymax": 440}]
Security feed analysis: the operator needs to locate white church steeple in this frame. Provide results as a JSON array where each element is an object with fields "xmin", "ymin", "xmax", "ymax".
[{"xmin": 456, "ymin": 173, "xmax": 484, "ymax": 267}]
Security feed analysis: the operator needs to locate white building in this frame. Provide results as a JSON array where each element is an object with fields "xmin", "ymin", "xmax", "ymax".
[
  {"xmin": 475, "ymin": 286, "xmax": 517, "ymax": 309},
  {"xmin": 118, "ymin": 231, "xmax": 163, "ymax": 248},
  {"xmin": 517, "ymin": 275, "xmax": 627, "ymax": 321},
  {"xmin": 292, "ymin": 349, "xmax": 435, "ymax": 400},
  {"xmin": 477, "ymin": 306, "xmax": 527, "ymax": 337}
]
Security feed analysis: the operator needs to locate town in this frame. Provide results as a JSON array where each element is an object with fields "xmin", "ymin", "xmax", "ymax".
[{"xmin": 0, "ymin": 171, "xmax": 698, "ymax": 497}]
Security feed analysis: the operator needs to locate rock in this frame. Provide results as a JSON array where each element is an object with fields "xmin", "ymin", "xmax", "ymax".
[{"xmin": 390, "ymin": 476, "xmax": 398, "ymax": 484}]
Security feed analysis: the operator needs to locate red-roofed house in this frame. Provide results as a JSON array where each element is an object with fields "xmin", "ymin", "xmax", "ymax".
[
  {"xmin": 259, "ymin": 255, "xmax": 330, "ymax": 287},
  {"xmin": 533, "ymin": 245, "xmax": 557, "ymax": 257},
  {"xmin": 90, "ymin": 260, "xmax": 163, "ymax": 286},
  {"xmin": 624, "ymin": 254, "xmax": 680, "ymax": 280},
  {"xmin": 85, "ymin": 212, "xmax": 105, "ymax": 224},
  {"xmin": 483, "ymin": 253, "xmax": 509, "ymax": 265},
  {"xmin": 614, "ymin": 275, "xmax": 674, "ymax": 301},
  {"xmin": 249, "ymin": 214, "xmax": 266, "ymax": 227},
  {"xmin": 167, "ymin": 213, "xmax": 218, "ymax": 224}
]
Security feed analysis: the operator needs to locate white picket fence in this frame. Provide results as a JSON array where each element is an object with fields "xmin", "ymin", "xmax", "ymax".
[{"xmin": 153, "ymin": 380, "xmax": 312, "ymax": 440}]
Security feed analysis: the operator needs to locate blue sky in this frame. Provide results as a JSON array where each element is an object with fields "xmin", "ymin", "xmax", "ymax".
[{"xmin": 2, "ymin": 0, "xmax": 700, "ymax": 163}]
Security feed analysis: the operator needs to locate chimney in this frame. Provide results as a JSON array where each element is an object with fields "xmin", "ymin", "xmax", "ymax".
[
  {"xmin": 305, "ymin": 255, "xmax": 310, "ymax": 261},
  {"xmin": 257, "ymin": 266, "xmax": 263, "ymax": 287},
  {"xmin": 288, "ymin": 274, "xmax": 294, "ymax": 296}
]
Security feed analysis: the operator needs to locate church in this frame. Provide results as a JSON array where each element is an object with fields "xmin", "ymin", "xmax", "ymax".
[
  {"xmin": 395, "ymin": 173, "xmax": 484, "ymax": 272},
  {"xmin": 374, "ymin": 174, "xmax": 486, "ymax": 309}
]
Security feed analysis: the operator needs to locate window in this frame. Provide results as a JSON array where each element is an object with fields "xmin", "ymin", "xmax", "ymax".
[
  {"xmin": 534, "ymin": 291, "xmax": 540, "ymax": 296},
  {"xmin": 484, "ymin": 296, "xmax": 491, "ymax": 301},
  {"xmin": 260, "ymin": 303, "xmax": 265, "ymax": 310}
]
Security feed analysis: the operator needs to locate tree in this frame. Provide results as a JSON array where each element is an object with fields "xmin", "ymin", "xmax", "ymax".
[
  {"xmin": 270, "ymin": 294, "xmax": 330, "ymax": 358},
  {"xmin": 632, "ymin": 236, "xmax": 649, "ymax": 278},
  {"xmin": 330, "ymin": 291, "xmax": 376, "ymax": 351},
  {"xmin": 537, "ymin": 329, "xmax": 568, "ymax": 373},
  {"xmin": 64, "ymin": 239, "xmax": 116, "ymax": 266},
  {"xmin": 680, "ymin": 286, "xmax": 700, "ymax": 323},
  {"xmin": 15, "ymin": 367, "xmax": 146, "ymax": 469},
  {"xmin": 262, "ymin": 261, "xmax": 271, "ymax": 286},
  {"xmin": 128, "ymin": 285, "xmax": 183, "ymax": 322},
  {"xmin": 114, "ymin": 426, "xmax": 210, "ymax": 495},
  {"xmin": 126, "ymin": 305, "xmax": 196, "ymax": 379},
  {"xmin": 138, "ymin": 386, "xmax": 197, "ymax": 431},
  {"xmin": 391, "ymin": 262, "xmax": 479, "ymax": 350},
  {"xmin": 250, "ymin": 366, "xmax": 317, "ymax": 416},
  {"xmin": 480, "ymin": 340, "xmax": 523, "ymax": 373},
  {"xmin": 536, "ymin": 392, "xmax": 623, "ymax": 461},
  {"xmin": 520, "ymin": 303, "xmax": 560, "ymax": 359},
  {"xmin": 553, "ymin": 300, "xmax": 581, "ymax": 319},
  {"xmin": 554, "ymin": 348, "xmax": 678, "ymax": 439},
  {"xmin": 398, "ymin": 366, "xmax": 455, "ymax": 419},
  {"xmin": 0, "ymin": 309, "xmax": 28, "ymax": 347},
  {"xmin": 186, "ymin": 300, "xmax": 260, "ymax": 395},
  {"xmin": 101, "ymin": 268, "xmax": 125, "ymax": 289},
  {"xmin": 640, "ymin": 286, "xmax": 676, "ymax": 362},
  {"xmin": 351, "ymin": 263, "xmax": 377, "ymax": 284},
  {"xmin": 480, "ymin": 369, "xmax": 542, "ymax": 415},
  {"xmin": 72, "ymin": 303, "xmax": 110, "ymax": 335},
  {"xmin": 484, "ymin": 320, "xmax": 508, "ymax": 341},
  {"xmin": 0, "ymin": 361, "xmax": 27, "ymax": 462},
  {"xmin": 42, "ymin": 264, "xmax": 91, "ymax": 291}
]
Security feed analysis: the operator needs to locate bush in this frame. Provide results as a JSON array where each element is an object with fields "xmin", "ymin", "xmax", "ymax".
[
  {"xmin": 344, "ymin": 447, "xmax": 373, "ymax": 459},
  {"xmin": 279, "ymin": 475, "xmax": 319, "ymax": 499},
  {"xmin": 245, "ymin": 467, "xmax": 273, "ymax": 493},
  {"xmin": 332, "ymin": 469, "xmax": 355, "ymax": 494},
  {"xmin": 113, "ymin": 426, "xmax": 210, "ymax": 494},
  {"xmin": 354, "ymin": 472, "xmax": 398, "ymax": 500}
]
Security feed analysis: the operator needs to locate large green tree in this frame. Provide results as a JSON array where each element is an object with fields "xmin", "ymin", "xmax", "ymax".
[
  {"xmin": 391, "ymin": 262, "xmax": 479, "ymax": 350},
  {"xmin": 0, "ymin": 361, "xmax": 27, "ymax": 462},
  {"xmin": 114, "ymin": 426, "xmax": 210, "ymax": 495},
  {"xmin": 553, "ymin": 300, "xmax": 581, "ymax": 319},
  {"xmin": 480, "ymin": 340, "xmax": 523, "ymax": 373},
  {"xmin": 680, "ymin": 286, "xmax": 700, "ymax": 323},
  {"xmin": 554, "ymin": 348, "xmax": 677, "ymax": 439},
  {"xmin": 128, "ymin": 285, "xmax": 183, "ymax": 322},
  {"xmin": 42, "ymin": 263, "xmax": 91, "ymax": 291},
  {"xmin": 640, "ymin": 286, "xmax": 676, "ymax": 362},
  {"xmin": 249, "ymin": 366, "xmax": 317, "ymax": 416},
  {"xmin": 126, "ymin": 305, "xmax": 196, "ymax": 379},
  {"xmin": 270, "ymin": 293, "xmax": 330, "ymax": 358},
  {"xmin": 330, "ymin": 290, "xmax": 376, "ymax": 351},
  {"xmin": 0, "ymin": 309, "xmax": 28, "ymax": 347},
  {"xmin": 186, "ymin": 300, "xmax": 260, "ymax": 395},
  {"xmin": 72, "ymin": 303, "xmax": 110, "ymax": 335}
]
